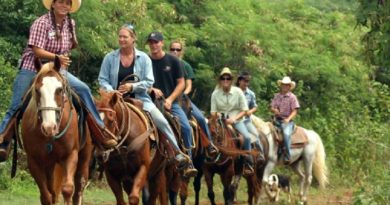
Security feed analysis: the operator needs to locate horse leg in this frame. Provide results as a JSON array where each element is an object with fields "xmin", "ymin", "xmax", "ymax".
[
  {"xmin": 245, "ymin": 175, "xmax": 256, "ymax": 205},
  {"xmin": 302, "ymin": 155, "xmax": 314, "ymax": 204},
  {"xmin": 169, "ymin": 189, "xmax": 178, "ymax": 205},
  {"xmin": 203, "ymin": 169, "xmax": 216, "ymax": 205},
  {"xmin": 61, "ymin": 150, "xmax": 78, "ymax": 205},
  {"xmin": 27, "ymin": 157, "xmax": 53, "ymax": 205},
  {"xmin": 291, "ymin": 161, "xmax": 305, "ymax": 202},
  {"xmin": 260, "ymin": 160, "xmax": 277, "ymax": 205},
  {"xmin": 73, "ymin": 140, "xmax": 93, "ymax": 205},
  {"xmin": 220, "ymin": 167, "xmax": 234, "ymax": 205},
  {"xmin": 179, "ymin": 177, "xmax": 189, "ymax": 205},
  {"xmin": 128, "ymin": 164, "xmax": 148, "ymax": 205},
  {"xmin": 105, "ymin": 170, "xmax": 126, "ymax": 205},
  {"xmin": 193, "ymin": 170, "xmax": 203, "ymax": 205}
]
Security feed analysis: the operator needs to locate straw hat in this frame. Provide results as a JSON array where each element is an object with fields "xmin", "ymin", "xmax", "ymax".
[
  {"xmin": 277, "ymin": 76, "xmax": 296, "ymax": 90},
  {"xmin": 219, "ymin": 67, "xmax": 233, "ymax": 77},
  {"xmin": 43, "ymin": 0, "xmax": 81, "ymax": 13}
]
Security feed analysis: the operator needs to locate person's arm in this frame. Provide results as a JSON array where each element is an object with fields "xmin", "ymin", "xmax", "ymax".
[
  {"xmin": 129, "ymin": 54, "xmax": 154, "ymax": 94},
  {"xmin": 184, "ymin": 78, "xmax": 192, "ymax": 95},
  {"xmin": 164, "ymin": 77, "xmax": 185, "ymax": 110},
  {"xmin": 284, "ymin": 109, "xmax": 298, "ymax": 123},
  {"xmin": 226, "ymin": 110, "xmax": 246, "ymax": 125},
  {"xmin": 98, "ymin": 53, "xmax": 115, "ymax": 91}
]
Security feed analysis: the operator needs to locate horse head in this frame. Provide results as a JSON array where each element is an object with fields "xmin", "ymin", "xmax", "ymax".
[
  {"xmin": 30, "ymin": 60, "xmax": 66, "ymax": 137},
  {"xmin": 96, "ymin": 90, "xmax": 121, "ymax": 135}
]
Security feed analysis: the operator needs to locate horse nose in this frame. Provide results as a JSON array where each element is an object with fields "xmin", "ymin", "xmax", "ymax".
[{"xmin": 41, "ymin": 123, "xmax": 58, "ymax": 136}]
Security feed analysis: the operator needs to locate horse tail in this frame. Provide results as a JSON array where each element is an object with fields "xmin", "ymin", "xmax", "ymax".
[
  {"xmin": 53, "ymin": 163, "xmax": 64, "ymax": 203},
  {"xmin": 312, "ymin": 131, "xmax": 329, "ymax": 189}
]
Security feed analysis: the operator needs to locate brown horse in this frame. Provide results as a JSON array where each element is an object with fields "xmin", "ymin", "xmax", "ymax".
[
  {"xmin": 203, "ymin": 115, "xmax": 243, "ymax": 205},
  {"xmin": 21, "ymin": 60, "xmax": 93, "ymax": 205},
  {"xmin": 95, "ymin": 91, "xmax": 152, "ymax": 205}
]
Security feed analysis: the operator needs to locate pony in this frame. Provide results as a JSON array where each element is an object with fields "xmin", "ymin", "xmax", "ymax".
[
  {"xmin": 251, "ymin": 115, "xmax": 329, "ymax": 204},
  {"xmin": 21, "ymin": 59, "xmax": 93, "ymax": 205},
  {"xmin": 95, "ymin": 91, "xmax": 152, "ymax": 205}
]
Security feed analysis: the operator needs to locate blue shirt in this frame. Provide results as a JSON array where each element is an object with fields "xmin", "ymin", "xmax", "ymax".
[{"xmin": 98, "ymin": 48, "xmax": 156, "ymax": 112}]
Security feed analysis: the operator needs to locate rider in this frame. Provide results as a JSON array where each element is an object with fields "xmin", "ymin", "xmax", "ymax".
[
  {"xmin": 98, "ymin": 24, "xmax": 196, "ymax": 178},
  {"xmin": 270, "ymin": 76, "xmax": 300, "ymax": 163},
  {"xmin": 146, "ymin": 31, "xmax": 198, "ymax": 177},
  {"xmin": 0, "ymin": 0, "xmax": 117, "ymax": 162},
  {"xmin": 210, "ymin": 67, "xmax": 255, "ymax": 175},
  {"xmin": 236, "ymin": 71, "xmax": 264, "ymax": 161},
  {"xmin": 169, "ymin": 40, "xmax": 218, "ymax": 158}
]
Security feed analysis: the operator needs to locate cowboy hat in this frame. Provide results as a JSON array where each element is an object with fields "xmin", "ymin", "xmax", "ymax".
[
  {"xmin": 43, "ymin": 0, "xmax": 81, "ymax": 13},
  {"xmin": 219, "ymin": 67, "xmax": 233, "ymax": 77},
  {"xmin": 277, "ymin": 76, "xmax": 296, "ymax": 90}
]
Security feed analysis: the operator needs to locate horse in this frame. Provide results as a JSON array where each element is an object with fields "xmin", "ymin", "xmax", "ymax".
[
  {"xmin": 21, "ymin": 59, "xmax": 93, "ymax": 205},
  {"xmin": 202, "ymin": 115, "xmax": 245, "ymax": 205},
  {"xmin": 251, "ymin": 115, "xmax": 329, "ymax": 204},
  {"xmin": 95, "ymin": 91, "xmax": 152, "ymax": 205}
]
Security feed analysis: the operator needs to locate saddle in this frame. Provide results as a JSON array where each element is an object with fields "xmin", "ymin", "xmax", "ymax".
[
  {"xmin": 271, "ymin": 123, "xmax": 308, "ymax": 149},
  {"xmin": 123, "ymin": 97, "xmax": 157, "ymax": 142}
]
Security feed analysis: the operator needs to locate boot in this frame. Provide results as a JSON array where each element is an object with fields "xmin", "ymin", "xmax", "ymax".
[
  {"xmin": 174, "ymin": 153, "xmax": 198, "ymax": 178},
  {"xmin": 86, "ymin": 114, "xmax": 118, "ymax": 148},
  {"xmin": 206, "ymin": 144, "xmax": 218, "ymax": 158},
  {"xmin": 243, "ymin": 156, "xmax": 255, "ymax": 176},
  {"xmin": 0, "ymin": 141, "xmax": 12, "ymax": 162},
  {"xmin": 0, "ymin": 118, "xmax": 16, "ymax": 144}
]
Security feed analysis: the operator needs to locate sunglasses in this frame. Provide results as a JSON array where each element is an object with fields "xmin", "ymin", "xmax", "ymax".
[
  {"xmin": 220, "ymin": 77, "xmax": 232, "ymax": 81},
  {"xmin": 170, "ymin": 48, "xmax": 182, "ymax": 52}
]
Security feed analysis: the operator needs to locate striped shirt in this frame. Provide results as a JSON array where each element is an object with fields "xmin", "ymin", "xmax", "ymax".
[
  {"xmin": 271, "ymin": 91, "xmax": 300, "ymax": 119},
  {"xmin": 20, "ymin": 12, "xmax": 76, "ymax": 72}
]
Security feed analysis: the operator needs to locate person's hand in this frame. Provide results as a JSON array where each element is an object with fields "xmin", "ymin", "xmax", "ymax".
[
  {"xmin": 118, "ymin": 83, "xmax": 132, "ymax": 94},
  {"xmin": 225, "ymin": 118, "xmax": 235, "ymax": 125},
  {"xmin": 164, "ymin": 98, "xmax": 172, "ymax": 110},
  {"xmin": 151, "ymin": 88, "xmax": 164, "ymax": 99},
  {"xmin": 57, "ymin": 54, "xmax": 71, "ymax": 68},
  {"xmin": 283, "ymin": 118, "xmax": 290, "ymax": 124}
]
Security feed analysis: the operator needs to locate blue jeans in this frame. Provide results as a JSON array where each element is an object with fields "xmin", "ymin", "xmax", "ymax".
[
  {"xmin": 190, "ymin": 102, "xmax": 213, "ymax": 142},
  {"xmin": 149, "ymin": 107, "xmax": 180, "ymax": 150},
  {"xmin": 244, "ymin": 118, "xmax": 264, "ymax": 153},
  {"xmin": 275, "ymin": 120, "xmax": 294, "ymax": 159},
  {"xmin": 233, "ymin": 120, "xmax": 252, "ymax": 151},
  {"xmin": 0, "ymin": 69, "xmax": 35, "ymax": 134},
  {"xmin": 61, "ymin": 70, "xmax": 104, "ymax": 127},
  {"xmin": 171, "ymin": 102, "xmax": 193, "ymax": 151}
]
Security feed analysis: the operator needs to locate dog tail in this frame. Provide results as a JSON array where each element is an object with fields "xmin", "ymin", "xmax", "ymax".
[{"xmin": 312, "ymin": 131, "xmax": 329, "ymax": 189}]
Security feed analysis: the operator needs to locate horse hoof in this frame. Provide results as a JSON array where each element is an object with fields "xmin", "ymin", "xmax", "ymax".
[{"xmin": 129, "ymin": 196, "xmax": 139, "ymax": 205}]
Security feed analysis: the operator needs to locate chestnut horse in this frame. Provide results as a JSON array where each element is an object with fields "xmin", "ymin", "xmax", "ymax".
[
  {"xmin": 96, "ymin": 91, "xmax": 152, "ymax": 205},
  {"xmin": 21, "ymin": 60, "xmax": 93, "ymax": 205},
  {"xmin": 203, "ymin": 115, "xmax": 243, "ymax": 205}
]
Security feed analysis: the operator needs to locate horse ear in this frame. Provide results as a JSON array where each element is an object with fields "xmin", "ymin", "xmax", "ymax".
[
  {"xmin": 110, "ymin": 92, "xmax": 119, "ymax": 107},
  {"xmin": 53, "ymin": 55, "xmax": 61, "ymax": 71},
  {"xmin": 34, "ymin": 57, "xmax": 42, "ymax": 72}
]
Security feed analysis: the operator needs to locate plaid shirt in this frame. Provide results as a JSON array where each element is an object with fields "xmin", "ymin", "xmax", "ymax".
[
  {"xmin": 271, "ymin": 91, "xmax": 300, "ymax": 119},
  {"xmin": 21, "ymin": 12, "xmax": 76, "ymax": 72}
]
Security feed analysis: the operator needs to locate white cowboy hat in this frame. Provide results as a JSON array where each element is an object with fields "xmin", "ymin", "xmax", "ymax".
[
  {"xmin": 42, "ymin": 0, "xmax": 81, "ymax": 13},
  {"xmin": 277, "ymin": 76, "xmax": 296, "ymax": 90},
  {"xmin": 219, "ymin": 67, "xmax": 233, "ymax": 78}
]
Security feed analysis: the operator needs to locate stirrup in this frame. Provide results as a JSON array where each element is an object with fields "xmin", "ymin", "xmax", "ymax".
[
  {"xmin": 243, "ymin": 163, "xmax": 254, "ymax": 176},
  {"xmin": 183, "ymin": 164, "xmax": 198, "ymax": 178}
]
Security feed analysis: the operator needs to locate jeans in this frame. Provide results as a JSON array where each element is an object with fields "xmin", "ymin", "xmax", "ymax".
[
  {"xmin": 275, "ymin": 119, "xmax": 294, "ymax": 159},
  {"xmin": 233, "ymin": 120, "xmax": 252, "ymax": 151},
  {"xmin": 244, "ymin": 118, "xmax": 264, "ymax": 153},
  {"xmin": 149, "ymin": 107, "xmax": 180, "ymax": 150},
  {"xmin": 61, "ymin": 70, "xmax": 104, "ymax": 127},
  {"xmin": 171, "ymin": 102, "xmax": 193, "ymax": 151},
  {"xmin": 190, "ymin": 102, "xmax": 213, "ymax": 142},
  {"xmin": 0, "ymin": 69, "xmax": 35, "ymax": 134}
]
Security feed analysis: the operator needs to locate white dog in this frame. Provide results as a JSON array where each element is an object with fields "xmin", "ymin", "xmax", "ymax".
[{"xmin": 266, "ymin": 174, "xmax": 292, "ymax": 203}]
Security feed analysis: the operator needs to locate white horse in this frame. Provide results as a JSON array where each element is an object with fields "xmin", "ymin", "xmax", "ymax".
[{"xmin": 251, "ymin": 116, "xmax": 329, "ymax": 204}]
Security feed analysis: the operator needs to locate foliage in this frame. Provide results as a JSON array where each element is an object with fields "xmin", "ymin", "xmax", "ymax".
[{"xmin": 0, "ymin": 0, "xmax": 389, "ymax": 202}]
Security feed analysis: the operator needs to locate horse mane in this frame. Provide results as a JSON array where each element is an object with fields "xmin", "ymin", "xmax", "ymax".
[{"xmin": 26, "ymin": 62, "xmax": 60, "ymax": 127}]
